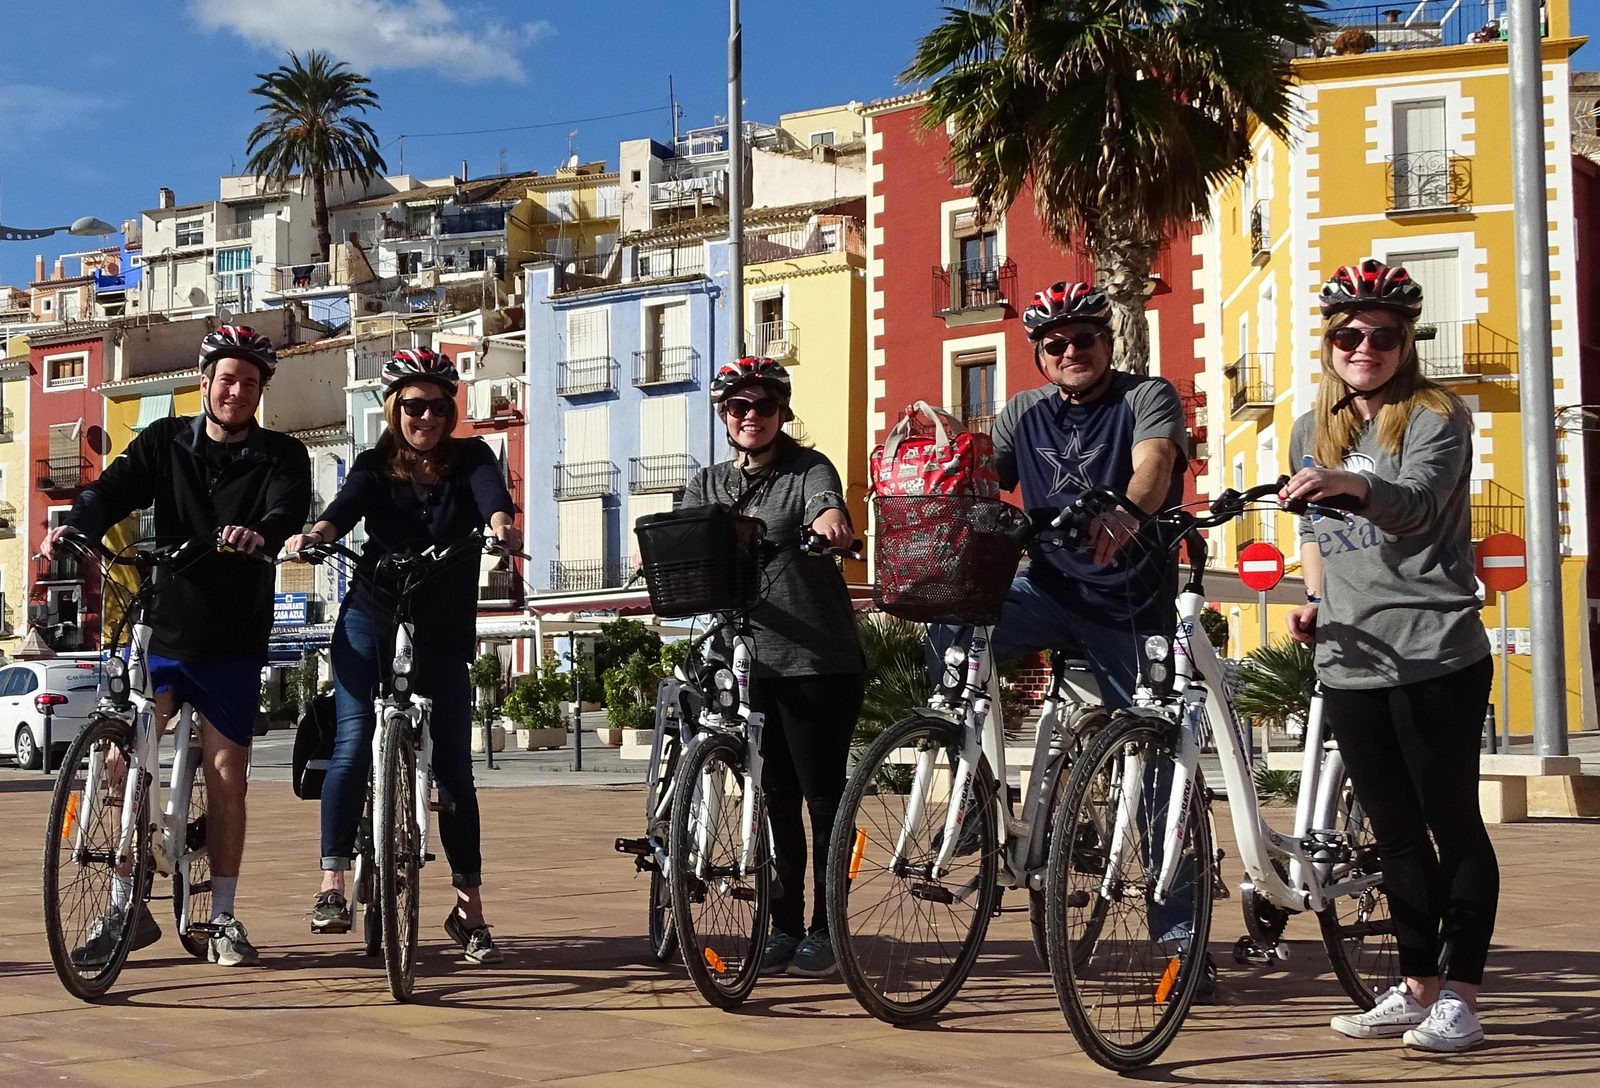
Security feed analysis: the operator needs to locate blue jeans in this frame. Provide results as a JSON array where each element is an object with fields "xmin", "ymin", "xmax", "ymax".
[{"xmin": 319, "ymin": 604, "xmax": 482, "ymax": 888}]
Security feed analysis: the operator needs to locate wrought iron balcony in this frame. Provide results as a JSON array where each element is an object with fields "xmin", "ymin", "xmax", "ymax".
[
  {"xmin": 933, "ymin": 258, "xmax": 1016, "ymax": 316},
  {"xmin": 557, "ymin": 355, "xmax": 616, "ymax": 396},
  {"xmin": 633, "ymin": 346, "xmax": 698, "ymax": 387},
  {"xmin": 1249, "ymin": 201, "xmax": 1271, "ymax": 265},
  {"xmin": 553, "ymin": 460, "xmax": 618, "ymax": 500},
  {"xmin": 353, "ymin": 349, "xmax": 389, "ymax": 383},
  {"xmin": 34, "ymin": 554, "xmax": 84, "ymax": 584},
  {"xmin": 1297, "ymin": 2, "xmax": 1503, "ymax": 58},
  {"xmin": 479, "ymin": 568, "xmax": 525, "ymax": 607},
  {"xmin": 269, "ymin": 262, "xmax": 333, "ymax": 293},
  {"xmin": 629, "ymin": 454, "xmax": 697, "ymax": 495},
  {"xmin": 1470, "ymin": 480, "xmax": 1525, "ymax": 541},
  {"xmin": 0, "ymin": 406, "xmax": 13, "ymax": 438},
  {"xmin": 1414, "ymin": 319, "xmax": 1516, "ymax": 381},
  {"xmin": 962, "ymin": 403, "xmax": 996, "ymax": 436},
  {"xmin": 751, "ymin": 321, "xmax": 798, "ymax": 361},
  {"xmin": 1226, "ymin": 355, "xmax": 1274, "ymax": 419},
  {"xmin": 548, "ymin": 559, "xmax": 625, "ymax": 593},
  {"xmin": 37, "ymin": 456, "xmax": 90, "ymax": 491},
  {"xmin": 1387, "ymin": 150, "xmax": 1472, "ymax": 213}
]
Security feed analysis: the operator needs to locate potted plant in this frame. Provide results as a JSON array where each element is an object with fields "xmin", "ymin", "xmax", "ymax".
[
  {"xmin": 601, "ymin": 649, "xmax": 662, "ymax": 747},
  {"xmin": 502, "ymin": 653, "xmax": 569, "ymax": 750},
  {"xmin": 468, "ymin": 651, "xmax": 508, "ymax": 753}
]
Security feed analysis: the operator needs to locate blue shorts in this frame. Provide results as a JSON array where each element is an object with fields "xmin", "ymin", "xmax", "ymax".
[{"xmin": 146, "ymin": 655, "xmax": 264, "ymax": 748}]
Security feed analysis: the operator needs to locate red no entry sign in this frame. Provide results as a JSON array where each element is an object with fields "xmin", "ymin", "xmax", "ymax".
[
  {"xmin": 1237, "ymin": 541, "xmax": 1285, "ymax": 592},
  {"xmin": 1476, "ymin": 532, "xmax": 1527, "ymax": 593}
]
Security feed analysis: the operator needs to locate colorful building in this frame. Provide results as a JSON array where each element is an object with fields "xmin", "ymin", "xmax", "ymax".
[{"xmin": 0, "ymin": 357, "xmax": 29, "ymax": 652}]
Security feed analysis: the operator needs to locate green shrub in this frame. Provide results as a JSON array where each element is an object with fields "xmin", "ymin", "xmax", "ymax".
[{"xmin": 502, "ymin": 653, "xmax": 570, "ymax": 732}]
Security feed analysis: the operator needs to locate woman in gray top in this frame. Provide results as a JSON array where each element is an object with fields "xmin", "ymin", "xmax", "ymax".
[
  {"xmin": 681, "ymin": 356, "xmax": 865, "ymax": 979},
  {"xmin": 1281, "ymin": 259, "xmax": 1494, "ymax": 1054}
]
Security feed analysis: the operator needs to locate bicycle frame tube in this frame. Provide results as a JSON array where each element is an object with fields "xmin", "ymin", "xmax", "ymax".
[
  {"xmin": 1017, "ymin": 662, "xmax": 1098, "ymax": 883},
  {"xmin": 931, "ymin": 628, "xmax": 993, "ymax": 877},
  {"xmin": 158, "ymin": 706, "xmax": 198, "ymax": 880},
  {"xmin": 1287, "ymin": 689, "xmax": 1328, "ymax": 892},
  {"xmin": 732, "ymin": 631, "xmax": 766, "ymax": 877}
]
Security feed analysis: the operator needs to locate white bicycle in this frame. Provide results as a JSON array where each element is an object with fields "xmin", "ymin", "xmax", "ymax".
[{"xmin": 1043, "ymin": 481, "xmax": 1397, "ymax": 1070}]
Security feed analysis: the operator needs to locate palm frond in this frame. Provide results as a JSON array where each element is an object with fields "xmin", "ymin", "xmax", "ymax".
[{"xmin": 1235, "ymin": 638, "xmax": 1317, "ymax": 731}]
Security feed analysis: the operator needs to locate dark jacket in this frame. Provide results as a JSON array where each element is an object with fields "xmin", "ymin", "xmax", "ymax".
[
  {"xmin": 68, "ymin": 415, "xmax": 313, "ymax": 662},
  {"xmin": 320, "ymin": 437, "xmax": 516, "ymax": 661}
]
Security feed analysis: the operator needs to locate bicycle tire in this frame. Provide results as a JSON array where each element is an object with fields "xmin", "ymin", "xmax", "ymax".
[
  {"xmin": 1045, "ymin": 712, "xmax": 1214, "ymax": 1071},
  {"xmin": 43, "ymin": 715, "xmax": 152, "ymax": 1001},
  {"xmin": 668, "ymin": 731, "xmax": 769, "ymax": 1009},
  {"xmin": 173, "ymin": 744, "xmax": 212, "ymax": 959},
  {"xmin": 377, "ymin": 724, "xmax": 421, "ymax": 1001},
  {"xmin": 355, "ymin": 816, "xmax": 381, "ymax": 957},
  {"xmin": 1316, "ymin": 768, "xmax": 1399, "ymax": 1010},
  {"xmin": 1027, "ymin": 705, "xmax": 1111, "ymax": 966},
  {"xmin": 648, "ymin": 867, "xmax": 676, "ymax": 963},
  {"xmin": 825, "ymin": 712, "xmax": 1000, "ymax": 1024}
]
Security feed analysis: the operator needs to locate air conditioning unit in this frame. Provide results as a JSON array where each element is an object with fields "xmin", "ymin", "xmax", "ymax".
[{"xmin": 27, "ymin": 603, "xmax": 51, "ymax": 624}]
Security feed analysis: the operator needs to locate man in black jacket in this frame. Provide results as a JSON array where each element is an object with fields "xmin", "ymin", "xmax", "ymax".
[{"xmin": 43, "ymin": 325, "xmax": 311, "ymax": 967}]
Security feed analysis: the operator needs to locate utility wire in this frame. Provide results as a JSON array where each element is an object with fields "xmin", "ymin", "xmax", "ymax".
[{"xmin": 384, "ymin": 106, "xmax": 672, "ymax": 147}]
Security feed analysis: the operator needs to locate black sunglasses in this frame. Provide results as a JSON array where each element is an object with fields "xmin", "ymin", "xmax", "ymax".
[
  {"xmin": 1041, "ymin": 331, "xmax": 1106, "ymax": 357},
  {"xmin": 725, "ymin": 397, "xmax": 780, "ymax": 419},
  {"xmin": 1327, "ymin": 326, "xmax": 1404, "ymax": 352},
  {"xmin": 399, "ymin": 397, "xmax": 452, "ymax": 419}
]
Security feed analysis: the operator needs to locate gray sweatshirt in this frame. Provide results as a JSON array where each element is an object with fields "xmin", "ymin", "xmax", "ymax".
[
  {"xmin": 1291, "ymin": 404, "xmax": 1490, "ymax": 689},
  {"xmin": 681, "ymin": 444, "xmax": 864, "ymax": 679}
]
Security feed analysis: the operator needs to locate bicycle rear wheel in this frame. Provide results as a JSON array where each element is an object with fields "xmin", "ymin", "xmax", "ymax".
[
  {"xmin": 668, "ymin": 732, "xmax": 769, "ymax": 1009},
  {"xmin": 1316, "ymin": 768, "xmax": 1399, "ymax": 1009},
  {"xmin": 648, "ymin": 867, "xmax": 676, "ymax": 963},
  {"xmin": 825, "ymin": 713, "xmax": 1000, "ymax": 1024},
  {"xmin": 174, "ymin": 744, "xmax": 211, "ymax": 959},
  {"xmin": 43, "ymin": 715, "xmax": 151, "ymax": 1001},
  {"xmin": 377, "ymin": 724, "xmax": 421, "ymax": 1001},
  {"xmin": 645, "ymin": 726, "xmax": 679, "ymax": 963},
  {"xmin": 1045, "ymin": 713, "xmax": 1214, "ymax": 1071},
  {"xmin": 355, "ymin": 813, "xmax": 382, "ymax": 957}
]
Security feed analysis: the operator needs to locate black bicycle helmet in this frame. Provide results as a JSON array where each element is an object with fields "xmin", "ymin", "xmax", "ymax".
[{"xmin": 381, "ymin": 347, "xmax": 460, "ymax": 398}]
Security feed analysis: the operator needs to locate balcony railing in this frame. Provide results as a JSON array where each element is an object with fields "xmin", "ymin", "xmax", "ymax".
[
  {"xmin": 439, "ymin": 208, "xmax": 507, "ymax": 236},
  {"xmin": 558, "ymin": 356, "xmax": 616, "ymax": 396},
  {"xmin": 549, "ymin": 559, "xmax": 625, "ymax": 593},
  {"xmin": 269, "ymin": 262, "xmax": 333, "ymax": 293},
  {"xmin": 137, "ymin": 510, "xmax": 155, "ymax": 541},
  {"xmin": 629, "ymin": 454, "xmax": 697, "ymax": 495},
  {"xmin": 37, "ymin": 456, "xmax": 90, "ymax": 491},
  {"xmin": 633, "ymin": 346, "xmax": 698, "ymax": 386},
  {"xmin": 1234, "ymin": 512, "xmax": 1267, "ymax": 563},
  {"xmin": 353, "ymin": 350, "xmax": 389, "ymax": 383},
  {"xmin": 1298, "ymin": 2, "xmax": 1511, "ymax": 58},
  {"xmin": 553, "ymin": 460, "xmax": 618, "ymax": 500},
  {"xmin": 382, "ymin": 219, "xmax": 432, "ymax": 241},
  {"xmin": 1470, "ymin": 480, "xmax": 1525, "ymax": 541},
  {"xmin": 933, "ymin": 258, "xmax": 1016, "ymax": 315},
  {"xmin": 215, "ymin": 220, "xmax": 255, "ymax": 244},
  {"xmin": 0, "ymin": 406, "xmax": 13, "ymax": 437},
  {"xmin": 479, "ymin": 568, "xmax": 525, "ymax": 606},
  {"xmin": 1415, "ymin": 319, "xmax": 1516, "ymax": 381},
  {"xmin": 637, "ymin": 247, "xmax": 707, "ymax": 280},
  {"xmin": 745, "ymin": 220, "xmax": 864, "ymax": 264},
  {"xmin": 1227, "ymin": 354, "xmax": 1274, "ymax": 418},
  {"xmin": 751, "ymin": 321, "xmax": 798, "ymax": 361},
  {"xmin": 0, "ymin": 501, "xmax": 16, "ymax": 537},
  {"xmin": 1387, "ymin": 150, "xmax": 1472, "ymax": 212},
  {"xmin": 650, "ymin": 173, "xmax": 727, "ymax": 206},
  {"xmin": 962, "ymin": 403, "xmax": 996, "ymax": 436},
  {"xmin": 1249, "ymin": 201, "xmax": 1271, "ymax": 264},
  {"xmin": 34, "ymin": 555, "xmax": 84, "ymax": 583}
]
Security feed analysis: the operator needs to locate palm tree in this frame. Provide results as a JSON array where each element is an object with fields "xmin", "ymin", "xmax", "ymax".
[
  {"xmin": 905, "ymin": 0, "xmax": 1324, "ymax": 373},
  {"xmin": 245, "ymin": 50, "xmax": 387, "ymax": 261}
]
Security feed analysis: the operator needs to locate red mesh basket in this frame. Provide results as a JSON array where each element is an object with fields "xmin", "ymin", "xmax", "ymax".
[{"xmin": 873, "ymin": 495, "xmax": 1031, "ymax": 624}]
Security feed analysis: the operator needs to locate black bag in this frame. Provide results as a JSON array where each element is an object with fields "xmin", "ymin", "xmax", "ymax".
[{"xmin": 291, "ymin": 693, "xmax": 338, "ymax": 800}]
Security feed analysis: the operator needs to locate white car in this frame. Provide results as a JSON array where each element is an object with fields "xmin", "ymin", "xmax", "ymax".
[{"xmin": 0, "ymin": 659, "xmax": 104, "ymax": 770}]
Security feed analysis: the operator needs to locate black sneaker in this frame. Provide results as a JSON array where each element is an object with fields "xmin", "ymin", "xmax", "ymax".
[
  {"xmin": 760, "ymin": 930, "xmax": 803, "ymax": 975},
  {"xmin": 787, "ymin": 929, "xmax": 838, "ymax": 979},
  {"xmin": 443, "ymin": 910, "xmax": 503, "ymax": 965},
  {"xmin": 310, "ymin": 890, "xmax": 352, "ymax": 934},
  {"xmin": 70, "ymin": 902, "xmax": 161, "ymax": 968}
]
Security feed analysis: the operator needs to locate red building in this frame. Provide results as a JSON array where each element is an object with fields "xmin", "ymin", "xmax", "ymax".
[
  {"xmin": 864, "ymin": 96, "xmax": 1208, "ymax": 490},
  {"xmin": 26, "ymin": 325, "xmax": 112, "ymax": 651}
]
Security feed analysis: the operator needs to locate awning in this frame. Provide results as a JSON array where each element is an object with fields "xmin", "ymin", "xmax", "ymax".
[{"xmin": 131, "ymin": 391, "xmax": 173, "ymax": 432}]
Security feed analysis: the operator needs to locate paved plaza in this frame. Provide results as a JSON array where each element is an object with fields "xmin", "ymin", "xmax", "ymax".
[{"xmin": 0, "ymin": 756, "xmax": 1597, "ymax": 1088}]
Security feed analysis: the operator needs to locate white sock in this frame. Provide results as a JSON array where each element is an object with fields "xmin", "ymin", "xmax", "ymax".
[
  {"xmin": 211, "ymin": 876, "xmax": 238, "ymax": 919},
  {"xmin": 111, "ymin": 875, "xmax": 134, "ymax": 912}
]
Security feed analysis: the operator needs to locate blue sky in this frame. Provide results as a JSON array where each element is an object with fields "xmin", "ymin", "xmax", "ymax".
[{"xmin": 1, "ymin": 0, "xmax": 1596, "ymax": 288}]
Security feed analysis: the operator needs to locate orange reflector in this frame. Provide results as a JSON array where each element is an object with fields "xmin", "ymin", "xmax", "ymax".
[
  {"xmin": 703, "ymin": 947, "xmax": 727, "ymax": 975},
  {"xmin": 1154, "ymin": 956, "xmax": 1181, "ymax": 1005},
  {"xmin": 848, "ymin": 828, "xmax": 868, "ymax": 881},
  {"xmin": 59, "ymin": 793, "xmax": 80, "ymax": 842}
]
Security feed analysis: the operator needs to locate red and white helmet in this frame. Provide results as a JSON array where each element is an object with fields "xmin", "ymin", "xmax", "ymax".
[
  {"xmin": 1319, "ymin": 259, "xmax": 1424, "ymax": 319},
  {"xmin": 710, "ymin": 356, "xmax": 792, "ymax": 406},
  {"xmin": 1022, "ymin": 281, "xmax": 1111, "ymax": 341},
  {"xmin": 381, "ymin": 347, "xmax": 459, "ymax": 398},
  {"xmin": 199, "ymin": 324, "xmax": 277, "ymax": 379}
]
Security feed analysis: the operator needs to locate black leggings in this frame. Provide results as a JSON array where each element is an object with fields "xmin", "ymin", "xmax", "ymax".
[
  {"xmin": 754, "ymin": 673, "xmax": 865, "ymax": 939},
  {"xmin": 1322, "ymin": 655, "xmax": 1497, "ymax": 985}
]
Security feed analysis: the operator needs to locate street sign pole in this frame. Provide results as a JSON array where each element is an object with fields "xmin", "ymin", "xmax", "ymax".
[
  {"xmin": 1499, "ymin": 593, "xmax": 1510, "ymax": 750},
  {"xmin": 1258, "ymin": 589, "xmax": 1268, "ymax": 654},
  {"xmin": 1476, "ymin": 533, "xmax": 1528, "ymax": 751}
]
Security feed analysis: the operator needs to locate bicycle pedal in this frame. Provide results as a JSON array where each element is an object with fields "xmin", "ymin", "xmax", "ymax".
[
  {"xmin": 909, "ymin": 881, "xmax": 955, "ymax": 905},
  {"xmin": 615, "ymin": 836, "xmax": 650, "ymax": 857},
  {"xmin": 730, "ymin": 885, "xmax": 758, "ymax": 902},
  {"xmin": 423, "ymin": 851, "xmax": 436, "ymax": 862},
  {"xmin": 427, "ymin": 801, "xmax": 456, "ymax": 814}
]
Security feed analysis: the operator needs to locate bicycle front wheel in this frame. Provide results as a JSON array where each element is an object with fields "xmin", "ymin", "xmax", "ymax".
[
  {"xmin": 1316, "ymin": 768, "xmax": 1399, "ymax": 1009},
  {"xmin": 1045, "ymin": 713, "xmax": 1214, "ymax": 1071},
  {"xmin": 668, "ymin": 732, "xmax": 769, "ymax": 1009},
  {"xmin": 174, "ymin": 744, "xmax": 211, "ymax": 959},
  {"xmin": 825, "ymin": 713, "xmax": 1000, "ymax": 1024},
  {"xmin": 43, "ymin": 715, "xmax": 151, "ymax": 1001},
  {"xmin": 376, "ymin": 724, "xmax": 421, "ymax": 1001}
]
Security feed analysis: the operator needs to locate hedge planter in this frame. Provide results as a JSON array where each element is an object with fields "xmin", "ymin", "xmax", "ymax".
[{"xmin": 520, "ymin": 725, "xmax": 567, "ymax": 751}]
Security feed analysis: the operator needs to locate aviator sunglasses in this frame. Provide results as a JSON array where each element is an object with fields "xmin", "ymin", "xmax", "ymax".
[
  {"xmin": 1041, "ymin": 331, "xmax": 1107, "ymax": 357},
  {"xmin": 1326, "ymin": 325, "xmax": 1404, "ymax": 353},
  {"xmin": 399, "ymin": 397, "xmax": 452, "ymax": 419},
  {"xmin": 724, "ymin": 397, "xmax": 780, "ymax": 419}
]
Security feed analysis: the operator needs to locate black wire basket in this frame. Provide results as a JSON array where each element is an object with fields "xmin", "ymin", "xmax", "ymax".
[
  {"xmin": 635, "ymin": 505, "xmax": 766, "ymax": 618},
  {"xmin": 873, "ymin": 494, "xmax": 1032, "ymax": 624}
]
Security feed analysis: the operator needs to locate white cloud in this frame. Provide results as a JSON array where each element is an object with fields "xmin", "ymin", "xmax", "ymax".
[
  {"xmin": 0, "ymin": 84, "xmax": 110, "ymax": 145},
  {"xmin": 188, "ymin": 0, "xmax": 553, "ymax": 82}
]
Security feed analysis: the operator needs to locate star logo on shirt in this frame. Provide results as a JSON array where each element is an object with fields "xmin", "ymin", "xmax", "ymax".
[{"xmin": 1038, "ymin": 430, "xmax": 1105, "ymax": 496}]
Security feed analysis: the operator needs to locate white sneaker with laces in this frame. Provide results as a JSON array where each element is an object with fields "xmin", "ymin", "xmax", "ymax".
[
  {"xmin": 1403, "ymin": 990, "xmax": 1484, "ymax": 1053},
  {"xmin": 1330, "ymin": 984, "xmax": 1428, "ymax": 1039}
]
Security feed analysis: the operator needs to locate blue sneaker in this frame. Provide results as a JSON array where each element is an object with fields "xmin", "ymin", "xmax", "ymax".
[
  {"xmin": 787, "ymin": 929, "xmax": 838, "ymax": 978},
  {"xmin": 760, "ymin": 930, "xmax": 803, "ymax": 975}
]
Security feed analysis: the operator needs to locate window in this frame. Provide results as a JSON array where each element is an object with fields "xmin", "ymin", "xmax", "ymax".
[
  {"xmin": 56, "ymin": 290, "xmax": 81, "ymax": 320},
  {"xmin": 630, "ymin": 169, "xmax": 642, "ymax": 183},
  {"xmin": 1392, "ymin": 100, "xmax": 1448, "ymax": 210},
  {"xmin": 44, "ymin": 352, "xmax": 87, "ymax": 390},
  {"xmin": 567, "ymin": 308, "xmax": 610, "ymax": 362},
  {"xmin": 640, "ymin": 301, "xmax": 690, "ymax": 382},
  {"xmin": 809, "ymin": 130, "xmax": 836, "ymax": 148},
  {"xmin": 176, "ymin": 219, "xmax": 205, "ymax": 247},
  {"xmin": 1389, "ymin": 248, "xmax": 1461, "ymax": 377},
  {"xmin": 955, "ymin": 351, "xmax": 997, "ymax": 430},
  {"xmin": 639, "ymin": 396, "xmax": 688, "ymax": 460},
  {"xmin": 216, "ymin": 247, "xmax": 252, "ymax": 306},
  {"xmin": 949, "ymin": 212, "xmax": 1001, "ymax": 310}
]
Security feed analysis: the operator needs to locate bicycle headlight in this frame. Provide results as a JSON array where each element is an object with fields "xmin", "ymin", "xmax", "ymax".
[
  {"xmin": 104, "ymin": 656, "xmax": 129, "ymax": 698},
  {"xmin": 1140, "ymin": 635, "xmax": 1174, "ymax": 696},
  {"xmin": 392, "ymin": 648, "xmax": 414, "ymax": 676},
  {"xmin": 713, "ymin": 668, "xmax": 736, "ymax": 692}
]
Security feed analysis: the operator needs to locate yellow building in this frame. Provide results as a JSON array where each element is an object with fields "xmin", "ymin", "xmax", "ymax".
[
  {"xmin": 506, "ymin": 163, "xmax": 621, "ymax": 273},
  {"xmin": 0, "ymin": 357, "xmax": 31, "ymax": 653},
  {"xmin": 1203, "ymin": 0, "xmax": 1592, "ymax": 730}
]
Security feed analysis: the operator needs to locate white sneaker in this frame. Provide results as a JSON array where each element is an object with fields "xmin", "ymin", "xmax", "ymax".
[
  {"xmin": 1330, "ymin": 984, "xmax": 1428, "ymax": 1039},
  {"xmin": 1403, "ymin": 990, "xmax": 1484, "ymax": 1053}
]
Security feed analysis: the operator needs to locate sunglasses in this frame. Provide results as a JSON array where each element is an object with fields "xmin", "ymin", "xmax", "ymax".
[
  {"xmin": 725, "ymin": 397, "xmax": 780, "ymax": 419},
  {"xmin": 1327, "ymin": 326, "xmax": 1404, "ymax": 352},
  {"xmin": 399, "ymin": 397, "xmax": 452, "ymax": 419},
  {"xmin": 1041, "ymin": 331, "xmax": 1106, "ymax": 357}
]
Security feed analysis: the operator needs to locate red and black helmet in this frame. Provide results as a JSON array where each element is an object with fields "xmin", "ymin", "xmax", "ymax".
[
  {"xmin": 199, "ymin": 324, "xmax": 277, "ymax": 379},
  {"xmin": 381, "ymin": 347, "xmax": 459, "ymax": 398},
  {"xmin": 710, "ymin": 356, "xmax": 792, "ymax": 406},
  {"xmin": 1022, "ymin": 281, "xmax": 1112, "ymax": 341},
  {"xmin": 1319, "ymin": 259, "xmax": 1424, "ymax": 319}
]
